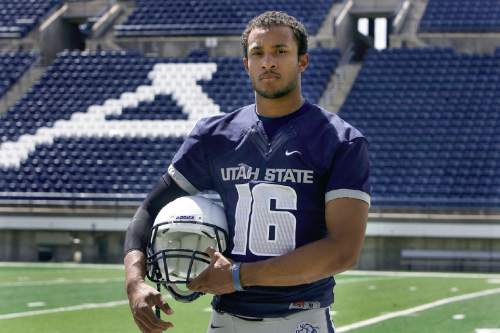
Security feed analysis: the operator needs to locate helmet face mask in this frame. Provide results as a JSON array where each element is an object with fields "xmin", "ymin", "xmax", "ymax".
[{"xmin": 146, "ymin": 196, "xmax": 228, "ymax": 302}]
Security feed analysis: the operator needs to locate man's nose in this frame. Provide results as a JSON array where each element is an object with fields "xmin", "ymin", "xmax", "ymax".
[{"xmin": 261, "ymin": 54, "xmax": 277, "ymax": 70}]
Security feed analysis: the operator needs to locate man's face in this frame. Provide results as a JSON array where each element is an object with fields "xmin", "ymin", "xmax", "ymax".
[{"xmin": 243, "ymin": 25, "xmax": 308, "ymax": 100}]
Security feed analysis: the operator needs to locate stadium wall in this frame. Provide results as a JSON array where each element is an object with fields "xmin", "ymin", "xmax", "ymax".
[
  {"xmin": 0, "ymin": 207, "xmax": 131, "ymax": 263},
  {"xmin": 0, "ymin": 229, "xmax": 124, "ymax": 263},
  {"xmin": 418, "ymin": 33, "xmax": 500, "ymax": 54},
  {"xmin": 361, "ymin": 237, "xmax": 500, "ymax": 272},
  {"xmin": 2, "ymin": 212, "xmax": 500, "ymax": 272},
  {"xmin": 116, "ymin": 36, "xmax": 243, "ymax": 58}
]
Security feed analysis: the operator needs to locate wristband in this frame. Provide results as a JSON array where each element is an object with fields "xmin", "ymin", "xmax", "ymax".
[{"xmin": 231, "ymin": 262, "xmax": 245, "ymax": 291}]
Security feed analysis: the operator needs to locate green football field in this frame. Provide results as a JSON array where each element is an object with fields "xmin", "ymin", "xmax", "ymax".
[{"xmin": 1, "ymin": 263, "xmax": 499, "ymax": 333}]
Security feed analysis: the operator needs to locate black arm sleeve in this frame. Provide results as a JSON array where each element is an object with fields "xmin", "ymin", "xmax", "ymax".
[{"xmin": 123, "ymin": 173, "xmax": 189, "ymax": 257}]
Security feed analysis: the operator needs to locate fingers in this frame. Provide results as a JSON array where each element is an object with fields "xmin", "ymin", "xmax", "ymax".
[
  {"xmin": 145, "ymin": 293, "xmax": 174, "ymax": 320},
  {"xmin": 206, "ymin": 246, "xmax": 220, "ymax": 265},
  {"xmin": 205, "ymin": 248, "xmax": 231, "ymax": 265},
  {"xmin": 133, "ymin": 316, "xmax": 150, "ymax": 333},
  {"xmin": 188, "ymin": 250, "xmax": 233, "ymax": 294},
  {"xmin": 129, "ymin": 285, "xmax": 174, "ymax": 332},
  {"xmin": 133, "ymin": 302, "xmax": 173, "ymax": 332},
  {"xmin": 158, "ymin": 300, "xmax": 174, "ymax": 315},
  {"xmin": 145, "ymin": 292, "xmax": 165, "ymax": 308},
  {"xmin": 187, "ymin": 269, "xmax": 206, "ymax": 291},
  {"xmin": 134, "ymin": 314, "xmax": 166, "ymax": 333},
  {"xmin": 205, "ymin": 246, "xmax": 216, "ymax": 258}
]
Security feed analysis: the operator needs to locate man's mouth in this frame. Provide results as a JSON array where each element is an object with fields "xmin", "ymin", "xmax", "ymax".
[{"xmin": 259, "ymin": 73, "xmax": 280, "ymax": 80}]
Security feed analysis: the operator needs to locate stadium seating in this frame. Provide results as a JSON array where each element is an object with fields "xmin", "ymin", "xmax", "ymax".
[
  {"xmin": 0, "ymin": 52, "xmax": 38, "ymax": 99},
  {"xmin": 115, "ymin": 0, "xmax": 337, "ymax": 37},
  {"xmin": 0, "ymin": 48, "xmax": 340, "ymax": 200},
  {"xmin": 0, "ymin": 0, "xmax": 62, "ymax": 38},
  {"xmin": 339, "ymin": 47, "xmax": 500, "ymax": 209},
  {"xmin": 419, "ymin": 0, "xmax": 500, "ymax": 33}
]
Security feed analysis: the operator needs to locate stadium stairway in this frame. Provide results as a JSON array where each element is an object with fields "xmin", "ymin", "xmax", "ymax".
[
  {"xmin": 0, "ymin": 60, "xmax": 44, "ymax": 115},
  {"xmin": 391, "ymin": 0, "xmax": 429, "ymax": 48},
  {"xmin": 86, "ymin": 1, "xmax": 135, "ymax": 51},
  {"xmin": 0, "ymin": 52, "xmax": 39, "ymax": 115},
  {"xmin": 320, "ymin": 63, "xmax": 362, "ymax": 114},
  {"xmin": 314, "ymin": 0, "xmax": 347, "ymax": 43}
]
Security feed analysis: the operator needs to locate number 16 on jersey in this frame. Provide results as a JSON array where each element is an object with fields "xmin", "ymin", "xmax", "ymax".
[{"xmin": 232, "ymin": 183, "xmax": 297, "ymax": 257}]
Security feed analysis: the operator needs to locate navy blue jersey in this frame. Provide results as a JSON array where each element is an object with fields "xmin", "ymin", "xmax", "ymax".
[{"xmin": 168, "ymin": 101, "xmax": 371, "ymax": 317}]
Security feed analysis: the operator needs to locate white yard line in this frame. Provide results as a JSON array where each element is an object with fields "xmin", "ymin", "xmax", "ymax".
[
  {"xmin": 337, "ymin": 287, "xmax": 500, "ymax": 332},
  {"xmin": 0, "ymin": 277, "xmax": 124, "ymax": 287},
  {"xmin": 0, "ymin": 262, "xmax": 123, "ymax": 269},
  {"xmin": 342, "ymin": 270, "xmax": 500, "ymax": 279},
  {"xmin": 0, "ymin": 300, "xmax": 129, "ymax": 320},
  {"xmin": 336, "ymin": 276, "xmax": 405, "ymax": 285}
]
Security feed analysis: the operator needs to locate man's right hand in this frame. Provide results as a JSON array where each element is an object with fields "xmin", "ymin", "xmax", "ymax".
[
  {"xmin": 125, "ymin": 250, "xmax": 174, "ymax": 332},
  {"xmin": 127, "ymin": 279, "xmax": 174, "ymax": 333}
]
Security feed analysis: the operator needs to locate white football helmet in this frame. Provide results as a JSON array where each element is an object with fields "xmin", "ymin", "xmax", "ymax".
[{"xmin": 146, "ymin": 195, "xmax": 228, "ymax": 302}]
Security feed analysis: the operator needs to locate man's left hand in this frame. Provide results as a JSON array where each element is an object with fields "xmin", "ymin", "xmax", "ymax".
[{"xmin": 187, "ymin": 247, "xmax": 235, "ymax": 295}]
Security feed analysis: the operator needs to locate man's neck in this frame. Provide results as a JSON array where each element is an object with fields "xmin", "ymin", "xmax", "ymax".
[{"xmin": 255, "ymin": 91, "xmax": 304, "ymax": 118}]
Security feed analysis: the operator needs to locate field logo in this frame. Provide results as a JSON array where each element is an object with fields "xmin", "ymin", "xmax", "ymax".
[
  {"xmin": 0, "ymin": 63, "xmax": 220, "ymax": 169},
  {"xmin": 296, "ymin": 322, "xmax": 319, "ymax": 333}
]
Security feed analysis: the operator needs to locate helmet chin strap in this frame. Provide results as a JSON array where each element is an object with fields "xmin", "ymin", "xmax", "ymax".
[
  {"xmin": 155, "ymin": 284, "xmax": 161, "ymax": 318},
  {"xmin": 166, "ymin": 284, "xmax": 203, "ymax": 303}
]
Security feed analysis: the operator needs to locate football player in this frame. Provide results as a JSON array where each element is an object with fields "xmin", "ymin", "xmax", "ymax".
[{"xmin": 124, "ymin": 11, "xmax": 370, "ymax": 333}]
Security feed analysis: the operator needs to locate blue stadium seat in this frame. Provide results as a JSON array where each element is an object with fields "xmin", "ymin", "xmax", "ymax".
[{"xmin": 339, "ymin": 47, "xmax": 500, "ymax": 209}]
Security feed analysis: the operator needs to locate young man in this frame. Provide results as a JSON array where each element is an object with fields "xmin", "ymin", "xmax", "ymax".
[{"xmin": 124, "ymin": 11, "xmax": 370, "ymax": 333}]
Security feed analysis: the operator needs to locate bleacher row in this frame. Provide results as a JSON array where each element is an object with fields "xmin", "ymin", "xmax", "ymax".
[
  {"xmin": 1, "ymin": 136, "xmax": 183, "ymax": 195},
  {"xmin": 114, "ymin": 0, "xmax": 500, "ymax": 36},
  {"xmin": 420, "ymin": 0, "xmax": 500, "ymax": 33},
  {"xmin": 115, "ymin": 0, "xmax": 336, "ymax": 36},
  {"xmin": 0, "ymin": 48, "xmax": 340, "ymax": 201},
  {"xmin": 0, "ymin": 0, "xmax": 62, "ymax": 38},
  {"xmin": 2, "ymin": 0, "xmax": 500, "ymax": 39}
]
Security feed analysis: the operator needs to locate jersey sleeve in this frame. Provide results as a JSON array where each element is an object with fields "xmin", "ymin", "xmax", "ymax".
[
  {"xmin": 325, "ymin": 137, "xmax": 371, "ymax": 206},
  {"xmin": 167, "ymin": 119, "xmax": 213, "ymax": 194}
]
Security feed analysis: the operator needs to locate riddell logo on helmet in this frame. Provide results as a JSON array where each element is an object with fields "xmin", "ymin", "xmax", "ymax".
[{"xmin": 175, "ymin": 215, "xmax": 195, "ymax": 220}]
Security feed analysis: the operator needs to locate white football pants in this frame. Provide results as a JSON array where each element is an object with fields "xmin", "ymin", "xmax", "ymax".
[{"xmin": 206, "ymin": 308, "xmax": 335, "ymax": 333}]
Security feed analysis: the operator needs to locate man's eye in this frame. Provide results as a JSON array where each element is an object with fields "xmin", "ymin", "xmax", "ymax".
[{"xmin": 278, "ymin": 49, "xmax": 287, "ymax": 54}]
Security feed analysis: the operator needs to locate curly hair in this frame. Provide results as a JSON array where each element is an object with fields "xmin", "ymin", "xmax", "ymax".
[{"xmin": 241, "ymin": 11, "xmax": 308, "ymax": 58}]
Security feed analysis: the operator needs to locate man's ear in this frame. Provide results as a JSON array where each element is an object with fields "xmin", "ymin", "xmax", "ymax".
[
  {"xmin": 242, "ymin": 57, "xmax": 249, "ymax": 73},
  {"xmin": 298, "ymin": 53, "xmax": 309, "ymax": 73}
]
